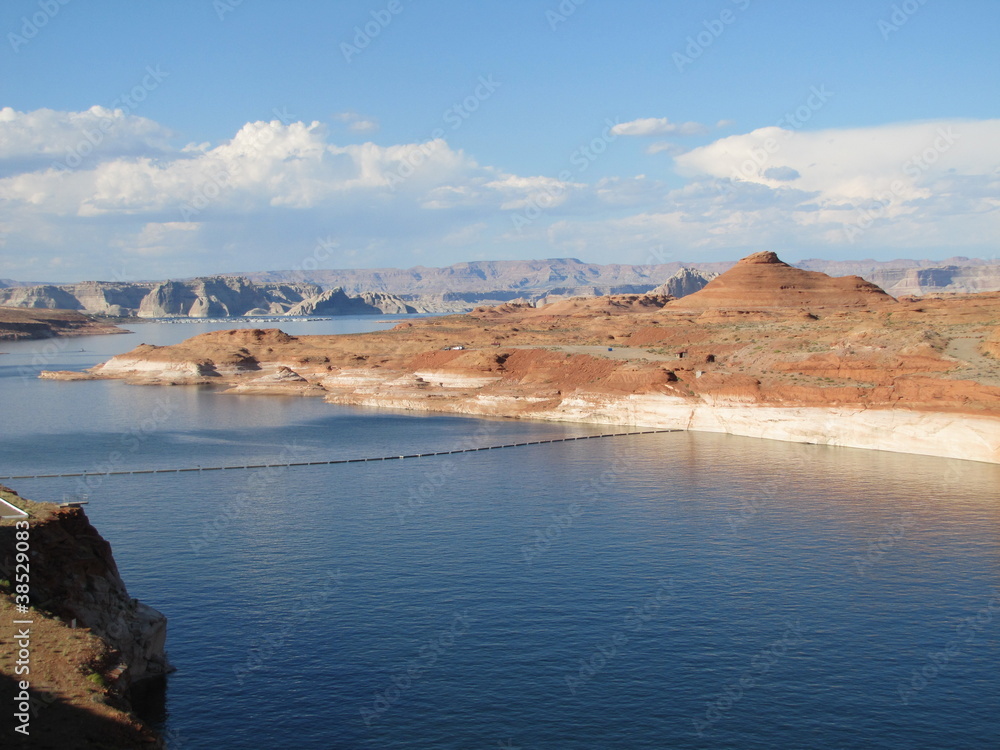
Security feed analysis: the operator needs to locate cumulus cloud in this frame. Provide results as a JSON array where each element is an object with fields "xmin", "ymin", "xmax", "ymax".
[
  {"xmin": 0, "ymin": 106, "xmax": 175, "ymax": 172},
  {"xmin": 673, "ymin": 120, "xmax": 1000, "ymax": 242},
  {"xmin": 0, "ymin": 107, "xmax": 572, "ymax": 277},
  {"xmin": 1, "ymin": 107, "xmax": 999, "ymax": 281},
  {"xmin": 675, "ymin": 120, "xmax": 1000, "ymax": 198},
  {"xmin": 531, "ymin": 120, "xmax": 1000, "ymax": 263},
  {"xmin": 611, "ymin": 117, "xmax": 707, "ymax": 137}
]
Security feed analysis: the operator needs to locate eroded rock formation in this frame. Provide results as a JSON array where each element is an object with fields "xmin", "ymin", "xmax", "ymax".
[
  {"xmin": 40, "ymin": 252, "xmax": 1000, "ymax": 463},
  {"xmin": 647, "ymin": 267, "xmax": 718, "ymax": 298},
  {"xmin": 668, "ymin": 251, "xmax": 896, "ymax": 310}
]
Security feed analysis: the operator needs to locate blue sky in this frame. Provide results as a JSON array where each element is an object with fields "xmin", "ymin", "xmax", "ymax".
[{"xmin": 1, "ymin": 0, "xmax": 998, "ymax": 282}]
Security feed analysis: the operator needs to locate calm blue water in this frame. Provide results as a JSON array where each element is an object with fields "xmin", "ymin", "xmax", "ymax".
[{"xmin": 2, "ymin": 320, "xmax": 999, "ymax": 749}]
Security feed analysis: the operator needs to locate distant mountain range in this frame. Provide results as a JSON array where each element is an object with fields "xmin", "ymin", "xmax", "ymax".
[
  {"xmin": 1, "ymin": 256, "xmax": 997, "ymax": 318},
  {"xmin": 0, "ymin": 277, "xmax": 430, "ymax": 318},
  {"xmin": 233, "ymin": 256, "xmax": 1000, "ymax": 297}
]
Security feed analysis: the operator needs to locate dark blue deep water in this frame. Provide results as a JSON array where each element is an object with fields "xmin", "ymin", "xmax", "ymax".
[{"xmin": 2, "ymin": 319, "xmax": 999, "ymax": 749}]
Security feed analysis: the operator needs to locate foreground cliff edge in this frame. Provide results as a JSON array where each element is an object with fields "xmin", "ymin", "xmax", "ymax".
[
  {"xmin": 42, "ymin": 252, "xmax": 1000, "ymax": 464},
  {"xmin": 1, "ymin": 486, "xmax": 169, "ymax": 748}
]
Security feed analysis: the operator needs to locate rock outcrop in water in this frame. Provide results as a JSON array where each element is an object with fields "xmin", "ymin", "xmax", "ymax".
[
  {"xmin": 40, "ymin": 252, "xmax": 1000, "ymax": 463},
  {"xmin": 0, "ymin": 306, "xmax": 128, "ymax": 340}
]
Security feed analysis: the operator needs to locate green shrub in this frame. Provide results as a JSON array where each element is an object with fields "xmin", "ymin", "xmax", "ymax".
[{"xmin": 86, "ymin": 672, "xmax": 107, "ymax": 688}]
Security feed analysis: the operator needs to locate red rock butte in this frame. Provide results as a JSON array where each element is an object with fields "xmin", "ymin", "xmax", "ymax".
[{"xmin": 668, "ymin": 251, "xmax": 896, "ymax": 310}]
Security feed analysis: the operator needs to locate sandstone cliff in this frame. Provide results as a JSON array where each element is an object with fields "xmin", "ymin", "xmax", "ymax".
[
  {"xmin": 0, "ymin": 284, "xmax": 84, "ymax": 310},
  {"xmin": 0, "ymin": 486, "xmax": 168, "ymax": 747},
  {"xmin": 647, "ymin": 267, "xmax": 718, "ymax": 298},
  {"xmin": 0, "ymin": 276, "xmax": 427, "ymax": 319},
  {"xmin": 286, "ymin": 288, "xmax": 419, "ymax": 315},
  {"xmin": 45, "ymin": 252, "xmax": 1000, "ymax": 464},
  {"xmin": 137, "ymin": 276, "xmax": 322, "ymax": 317}
]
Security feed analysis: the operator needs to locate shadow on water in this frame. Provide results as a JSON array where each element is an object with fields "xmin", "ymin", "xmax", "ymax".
[{"xmin": 129, "ymin": 675, "xmax": 169, "ymax": 730}]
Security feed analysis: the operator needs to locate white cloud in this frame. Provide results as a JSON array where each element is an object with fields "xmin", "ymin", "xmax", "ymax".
[
  {"xmin": 332, "ymin": 111, "xmax": 379, "ymax": 133},
  {"xmin": 646, "ymin": 141, "xmax": 685, "ymax": 156},
  {"xmin": 485, "ymin": 174, "xmax": 578, "ymax": 211},
  {"xmin": 1, "ymin": 108, "xmax": 999, "ymax": 281},
  {"xmin": 530, "ymin": 120, "xmax": 1000, "ymax": 263},
  {"xmin": 0, "ymin": 106, "xmax": 175, "ymax": 171},
  {"xmin": 675, "ymin": 120, "xmax": 1000, "ymax": 199},
  {"xmin": 673, "ymin": 120, "xmax": 1000, "ymax": 239},
  {"xmin": 611, "ymin": 117, "xmax": 707, "ymax": 137}
]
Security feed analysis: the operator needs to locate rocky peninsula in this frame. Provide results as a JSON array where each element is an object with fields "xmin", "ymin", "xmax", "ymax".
[
  {"xmin": 0, "ymin": 307, "xmax": 127, "ymax": 340},
  {"xmin": 42, "ymin": 252, "xmax": 1000, "ymax": 463}
]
